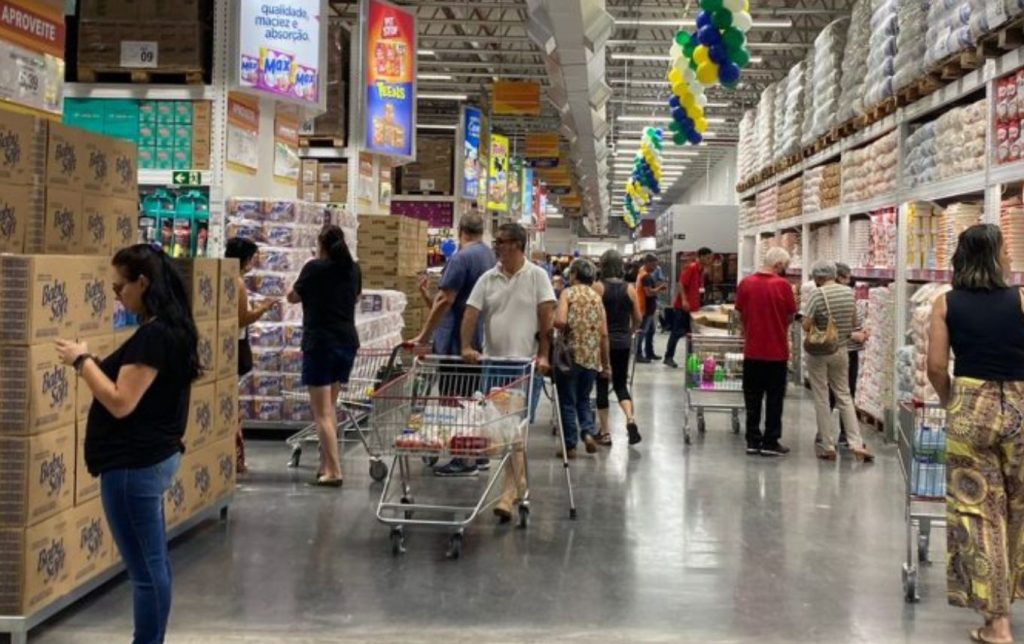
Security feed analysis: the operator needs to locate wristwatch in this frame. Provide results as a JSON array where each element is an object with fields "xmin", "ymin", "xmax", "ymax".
[{"xmin": 73, "ymin": 353, "xmax": 95, "ymax": 375}]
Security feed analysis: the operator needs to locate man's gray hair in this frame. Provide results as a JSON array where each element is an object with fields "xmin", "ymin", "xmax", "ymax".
[
  {"xmin": 811, "ymin": 260, "xmax": 838, "ymax": 280},
  {"xmin": 835, "ymin": 262, "xmax": 851, "ymax": 279},
  {"xmin": 458, "ymin": 213, "xmax": 485, "ymax": 236},
  {"xmin": 762, "ymin": 247, "xmax": 790, "ymax": 269},
  {"xmin": 569, "ymin": 258, "xmax": 597, "ymax": 285}
]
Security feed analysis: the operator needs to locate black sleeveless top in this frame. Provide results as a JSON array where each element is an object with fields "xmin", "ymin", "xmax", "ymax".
[
  {"xmin": 947, "ymin": 287, "xmax": 1024, "ymax": 381},
  {"xmin": 602, "ymin": 279, "xmax": 633, "ymax": 350}
]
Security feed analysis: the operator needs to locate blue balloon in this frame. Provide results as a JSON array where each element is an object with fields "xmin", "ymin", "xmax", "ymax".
[
  {"xmin": 698, "ymin": 25, "xmax": 720, "ymax": 46},
  {"xmin": 441, "ymin": 238, "xmax": 457, "ymax": 258},
  {"xmin": 654, "ymin": 128, "xmax": 664, "ymax": 137},
  {"xmin": 710, "ymin": 44, "xmax": 728, "ymax": 65},
  {"xmin": 668, "ymin": 95, "xmax": 681, "ymax": 109},
  {"xmin": 680, "ymin": 115, "xmax": 694, "ymax": 131},
  {"xmin": 671, "ymin": 106, "xmax": 686, "ymax": 122},
  {"xmin": 687, "ymin": 129, "xmax": 703, "ymax": 145},
  {"xmin": 719, "ymin": 61, "xmax": 741, "ymax": 85},
  {"xmin": 696, "ymin": 11, "xmax": 713, "ymax": 29}
]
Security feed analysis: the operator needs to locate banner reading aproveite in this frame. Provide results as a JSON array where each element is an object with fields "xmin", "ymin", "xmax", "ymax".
[
  {"xmin": 0, "ymin": 0, "xmax": 64, "ymax": 115},
  {"xmin": 238, "ymin": 0, "xmax": 322, "ymax": 106},
  {"xmin": 461, "ymin": 105, "xmax": 482, "ymax": 200},
  {"xmin": 363, "ymin": 0, "xmax": 416, "ymax": 159},
  {"xmin": 487, "ymin": 133, "xmax": 509, "ymax": 212}
]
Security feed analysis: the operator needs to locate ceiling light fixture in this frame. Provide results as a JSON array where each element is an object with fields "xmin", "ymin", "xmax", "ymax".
[
  {"xmin": 417, "ymin": 49, "xmax": 436, "ymax": 56},
  {"xmin": 419, "ymin": 73, "xmax": 454, "ymax": 81},
  {"xmin": 417, "ymin": 123, "xmax": 458, "ymax": 130},
  {"xmin": 418, "ymin": 93, "xmax": 469, "ymax": 101}
]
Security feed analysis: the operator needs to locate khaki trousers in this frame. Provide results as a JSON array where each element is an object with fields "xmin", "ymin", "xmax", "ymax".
[{"xmin": 806, "ymin": 350, "xmax": 863, "ymax": 450}]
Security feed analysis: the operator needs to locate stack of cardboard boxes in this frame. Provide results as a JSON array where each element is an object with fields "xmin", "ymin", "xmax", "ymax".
[
  {"xmin": 0, "ymin": 253, "xmax": 239, "ymax": 618},
  {"xmin": 357, "ymin": 215, "xmax": 428, "ymax": 331},
  {"xmin": 300, "ymin": 21, "xmax": 349, "ymax": 143},
  {"xmin": 398, "ymin": 136, "xmax": 455, "ymax": 195},
  {"xmin": 298, "ymin": 160, "xmax": 348, "ymax": 204}
]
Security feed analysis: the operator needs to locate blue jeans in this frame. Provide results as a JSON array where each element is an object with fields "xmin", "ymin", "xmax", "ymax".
[
  {"xmin": 555, "ymin": 365, "xmax": 598, "ymax": 448},
  {"xmin": 636, "ymin": 314, "xmax": 656, "ymax": 359},
  {"xmin": 101, "ymin": 452, "xmax": 182, "ymax": 644}
]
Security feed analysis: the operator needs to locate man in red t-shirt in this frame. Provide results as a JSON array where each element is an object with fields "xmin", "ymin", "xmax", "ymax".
[
  {"xmin": 664, "ymin": 247, "xmax": 713, "ymax": 367},
  {"xmin": 735, "ymin": 246, "xmax": 797, "ymax": 457}
]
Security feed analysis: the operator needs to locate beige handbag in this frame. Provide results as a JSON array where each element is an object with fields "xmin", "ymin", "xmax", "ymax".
[{"xmin": 803, "ymin": 290, "xmax": 839, "ymax": 356}]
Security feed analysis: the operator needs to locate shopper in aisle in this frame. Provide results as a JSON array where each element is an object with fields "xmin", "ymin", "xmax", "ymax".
[
  {"xmin": 803, "ymin": 261, "xmax": 874, "ymax": 462},
  {"xmin": 552, "ymin": 273, "xmax": 566, "ymax": 299},
  {"xmin": 593, "ymin": 249, "xmax": 642, "ymax": 446},
  {"xmin": 734, "ymin": 247, "xmax": 798, "ymax": 456},
  {"xmin": 408, "ymin": 213, "xmax": 497, "ymax": 478},
  {"xmin": 225, "ymin": 237, "xmax": 279, "ymax": 474},
  {"xmin": 635, "ymin": 254, "xmax": 666, "ymax": 363},
  {"xmin": 462, "ymin": 222, "xmax": 556, "ymax": 522},
  {"xmin": 553, "ymin": 258, "xmax": 610, "ymax": 456},
  {"xmin": 56, "ymin": 243, "xmax": 200, "ymax": 644},
  {"xmin": 927, "ymin": 224, "xmax": 1024, "ymax": 644},
  {"xmin": 664, "ymin": 247, "xmax": 713, "ymax": 368},
  {"xmin": 287, "ymin": 225, "xmax": 361, "ymax": 487},
  {"xmin": 829, "ymin": 262, "xmax": 868, "ymax": 448}
]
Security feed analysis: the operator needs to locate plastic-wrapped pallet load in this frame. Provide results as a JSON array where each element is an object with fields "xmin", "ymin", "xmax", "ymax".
[
  {"xmin": 756, "ymin": 186, "xmax": 778, "ymax": 224},
  {"xmin": 1000, "ymin": 195, "xmax": 1024, "ymax": 271},
  {"xmin": 839, "ymin": 0, "xmax": 873, "ymax": 122},
  {"xmin": 777, "ymin": 176, "xmax": 803, "ymax": 220},
  {"xmin": 800, "ymin": 48, "xmax": 817, "ymax": 150},
  {"xmin": 779, "ymin": 61, "xmax": 806, "ymax": 158},
  {"xmin": 863, "ymin": 0, "xmax": 899, "ymax": 110},
  {"xmin": 894, "ymin": 0, "xmax": 928, "ymax": 92},
  {"xmin": 803, "ymin": 166, "xmax": 825, "ymax": 216},
  {"xmin": 810, "ymin": 19, "xmax": 848, "ymax": 141},
  {"xmin": 856, "ymin": 285, "xmax": 894, "ymax": 421},
  {"xmin": 904, "ymin": 122, "xmax": 938, "ymax": 187},
  {"xmin": 738, "ymin": 110, "xmax": 757, "ymax": 184},
  {"xmin": 780, "ymin": 230, "xmax": 803, "ymax": 269},
  {"xmin": 755, "ymin": 83, "xmax": 777, "ymax": 173},
  {"xmin": 772, "ymin": 80, "xmax": 788, "ymax": 164},
  {"xmin": 996, "ymin": 72, "xmax": 1024, "ymax": 165},
  {"xmin": 739, "ymin": 200, "xmax": 757, "ymax": 229},
  {"xmin": 907, "ymin": 282, "xmax": 954, "ymax": 403},
  {"xmin": 841, "ymin": 131, "xmax": 898, "ymax": 202},
  {"xmin": 809, "ymin": 222, "xmax": 839, "ymax": 264},
  {"xmin": 935, "ymin": 98, "xmax": 987, "ymax": 180},
  {"xmin": 869, "ymin": 207, "xmax": 898, "ymax": 268},
  {"xmin": 906, "ymin": 200, "xmax": 941, "ymax": 269},
  {"xmin": 936, "ymin": 202, "xmax": 984, "ymax": 268},
  {"xmin": 849, "ymin": 218, "xmax": 872, "ymax": 268}
]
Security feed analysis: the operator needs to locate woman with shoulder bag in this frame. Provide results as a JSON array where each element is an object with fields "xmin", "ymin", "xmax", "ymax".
[{"xmin": 803, "ymin": 260, "xmax": 874, "ymax": 462}]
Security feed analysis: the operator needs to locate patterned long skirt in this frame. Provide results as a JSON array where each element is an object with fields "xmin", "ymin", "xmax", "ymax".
[{"xmin": 947, "ymin": 378, "xmax": 1024, "ymax": 617}]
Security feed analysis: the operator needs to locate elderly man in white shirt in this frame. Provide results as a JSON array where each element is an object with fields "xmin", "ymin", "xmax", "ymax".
[{"xmin": 461, "ymin": 223, "xmax": 556, "ymax": 522}]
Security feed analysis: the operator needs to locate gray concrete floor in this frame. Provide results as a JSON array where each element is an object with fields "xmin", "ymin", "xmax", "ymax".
[{"xmin": 20, "ymin": 339, "xmax": 1018, "ymax": 643}]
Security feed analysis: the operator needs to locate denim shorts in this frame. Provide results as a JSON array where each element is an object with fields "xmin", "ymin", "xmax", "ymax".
[{"xmin": 301, "ymin": 345, "xmax": 358, "ymax": 387}]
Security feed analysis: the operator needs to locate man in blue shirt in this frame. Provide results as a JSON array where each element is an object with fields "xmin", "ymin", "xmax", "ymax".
[{"xmin": 409, "ymin": 213, "xmax": 496, "ymax": 477}]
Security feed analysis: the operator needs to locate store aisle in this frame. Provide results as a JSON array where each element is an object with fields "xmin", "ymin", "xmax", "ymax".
[{"xmin": 28, "ymin": 352, "xmax": 997, "ymax": 643}]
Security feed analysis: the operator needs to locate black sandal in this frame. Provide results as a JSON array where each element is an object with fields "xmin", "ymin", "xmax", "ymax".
[
  {"xmin": 307, "ymin": 476, "xmax": 344, "ymax": 488},
  {"xmin": 597, "ymin": 433, "xmax": 613, "ymax": 447},
  {"xmin": 627, "ymin": 421, "xmax": 642, "ymax": 445}
]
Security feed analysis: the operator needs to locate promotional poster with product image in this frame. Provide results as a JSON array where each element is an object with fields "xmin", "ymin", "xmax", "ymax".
[
  {"xmin": 362, "ymin": 0, "xmax": 416, "ymax": 159},
  {"xmin": 238, "ymin": 1, "xmax": 322, "ymax": 105}
]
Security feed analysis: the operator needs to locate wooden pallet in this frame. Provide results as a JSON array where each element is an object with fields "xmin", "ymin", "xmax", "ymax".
[
  {"xmin": 895, "ymin": 83, "xmax": 920, "ymax": 107},
  {"xmin": 299, "ymin": 136, "xmax": 346, "ymax": 148},
  {"xmin": 77, "ymin": 67, "xmax": 204, "ymax": 84},
  {"xmin": 933, "ymin": 48, "xmax": 983, "ymax": 82},
  {"xmin": 977, "ymin": 15, "xmax": 1024, "ymax": 57}
]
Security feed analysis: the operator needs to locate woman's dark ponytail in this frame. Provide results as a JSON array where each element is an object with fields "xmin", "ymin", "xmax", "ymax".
[{"xmin": 319, "ymin": 225, "xmax": 354, "ymax": 273}]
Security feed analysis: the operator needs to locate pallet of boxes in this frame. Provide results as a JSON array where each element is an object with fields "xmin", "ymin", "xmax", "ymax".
[
  {"xmin": 0, "ymin": 111, "xmax": 236, "ymax": 626},
  {"xmin": 357, "ymin": 215, "xmax": 427, "ymax": 332}
]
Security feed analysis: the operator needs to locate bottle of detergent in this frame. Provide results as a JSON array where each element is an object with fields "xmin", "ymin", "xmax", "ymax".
[
  {"xmin": 141, "ymin": 188, "xmax": 176, "ymax": 246},
  {"xmin": 686, "ymin": 353, "xmax": 701, "ymax": 388},
  {"xmin": 702, "ymin": 356, "xmax": 717, "ymax": 388}
]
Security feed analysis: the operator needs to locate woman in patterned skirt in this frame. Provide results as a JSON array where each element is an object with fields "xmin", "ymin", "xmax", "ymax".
[{"xmin": 928, "ymin": 224, "xmax": 1024, "ymax": 644}]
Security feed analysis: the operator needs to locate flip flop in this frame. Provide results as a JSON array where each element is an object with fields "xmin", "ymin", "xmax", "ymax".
[
  {"xmin": 970, "ymin": 627, "xmax": 1013, "ymax": 644},
  {"xmin": 307, "ymin": 476, "xmax": 344, "ymax": 488},
  {"xmin": 596, "ymin": 433, "xmax": 613, "ymax": 447}
]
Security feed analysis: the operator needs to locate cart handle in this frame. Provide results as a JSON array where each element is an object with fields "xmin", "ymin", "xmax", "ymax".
[{"xmin": 418, "ymin": 353, "xmax": 537, "ymax": 365}]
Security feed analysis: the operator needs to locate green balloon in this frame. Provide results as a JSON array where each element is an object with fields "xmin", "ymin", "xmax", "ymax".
[
  {"xmin": 700, "ymin": 0, "xmax": 724, "ymax": 12},
  {"xmin": 713, "ymin": 9, "xmax": 733, "ymax": 29},
  {"xmin": 673, "ymin": 131, "xmax": 687, "ymax": 145},
  {"xmin": 669, "ymin": 120, "xmax": 682, "ymax": 132},
  {"xmin": 722, "ymin": 27, "xmax": 745, "ymax": 50},
  {"xmin": 731, "ymin": 46, "xmax": 751, "ymax": 68},
  {"xmin": 675, "ymin": 31, "xmax": 691, "ymax": 47},
  {"xmin": 689, "ymin": 59, "xmax": 698, "ymax": 72},
  {"xmin": 652, "ymin": 138, "xmax": 663, "ymax": 150},
  {"xmin": 683, "ymin": 41, "xmax": 696, "ymax": 58}
]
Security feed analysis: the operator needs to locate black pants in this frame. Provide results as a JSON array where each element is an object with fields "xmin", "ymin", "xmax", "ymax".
[
  {"xmin": 743, "ymin": 359, "xmax": 788, "ymax": 449},
  {"xmin": 829, "ymin": 350, "xmax": 860, "ymax": 435},
  {"xmin": 664, "ymin": 308, "xmax": 692, "ymax": 362},
  {"xmin": 596, "ymin": 346, "xmax": 632, "ymax": 410}
]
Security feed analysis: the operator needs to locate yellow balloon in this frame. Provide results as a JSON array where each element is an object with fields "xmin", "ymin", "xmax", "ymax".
[
  {"xmin": 672, "ymin": 81, "xmax": 688, "ymax": 98},
  {"xmin": 686, "ymin": 105, "xmax": 702, "ymax": 121},
  {"xmin": 695, "ymin": 117, "xmax": 708, "ymax": 134},
  {"xmin": 668, "ymin": 68, "xmax": 684, "ymax": 86},
  {"xmin": 693, "ymin": 45, "xmax": 710, "ymax": 66},
  {"xmin": 744, "ymin": 0, "xmax": 749, "ymax": 10},
  {"xmin": 697, "ymin": 61, "xmax": 719, "ymax": 85},
  {"xmin": 681, "ymin": 93, "xmax": 697, "ymax": 110}
]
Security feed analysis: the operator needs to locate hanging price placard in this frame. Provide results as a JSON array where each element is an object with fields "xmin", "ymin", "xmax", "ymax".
[{"xmin": 120, "ymin": 41, "xmax": 159, "ymax": 68}]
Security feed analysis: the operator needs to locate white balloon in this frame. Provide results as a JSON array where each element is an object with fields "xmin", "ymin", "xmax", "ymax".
[
  {"xmin": 724, "ymin": 0, "xmax": 744, "ymax": 11},
  {"xmin": 673, "ymin": 56, "xmax": 688, "ymax": 74},
  {"xmin": 696, "ymin": 93, "xmax": 708, "ymax": 107},
  {"xmin": 733, "ymin": 11, "xmax": 753, "ymax": 32},
  {"xmin": 683, "ymin": 67, "xmax": 697, "ymax": 83},
  {"xmin": 670, "ymin": 43, "xmax": 682, "ymax": 60}
]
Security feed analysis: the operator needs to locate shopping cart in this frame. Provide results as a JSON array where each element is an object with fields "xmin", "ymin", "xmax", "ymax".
[
  {"xmin": 282, "ymin": 343, "xmax": 411, "ymax": 480},
  {"xmin": 682, "ymin": 334, "xmax": 746, "ymax": 445},
  {"xmin": 372, "ymin": 356, "xmax": 540, "ymax": 559},
  {"xmin": 897, "ymin": 400, "xmax": 947, "ymax": 603}
]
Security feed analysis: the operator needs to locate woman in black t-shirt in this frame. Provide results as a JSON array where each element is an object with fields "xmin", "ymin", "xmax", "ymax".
[
  {"xmin": 287, "ymin": 225, "xmax": 361, "ymax": 487},
  {"xmin": 56, "ymin": 244, "xmax": 199, "ymax": 644}
]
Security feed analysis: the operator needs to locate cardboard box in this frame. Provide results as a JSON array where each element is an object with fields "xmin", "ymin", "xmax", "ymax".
[
  {"xmin": 217, "ymin": 259, "xmax": 240, "ymax": 320},
  {"xmin": 75, "ymin": 335, "xmax": 115, "ymax": 419},
  {"xmin": 0, "ymin": 424, "xmax": 75, "ymax": 527},
  {"xmin": 108, "ymin": 138, "xmax": 138, "ymax": 198},
  {"xmin": 208, "ymin": 437, "xmax": 235, "ymax": 502},
  {"xmin": 81, "ymin": 131, "xmax": 111, "ymax": 195},
  {"xmin": 195, "ymin": 318, "xmax": 216, "ymax": 385},
  {"xmin": 184, "ymin": 382, "xmax": 215, "ymax": 452},
  {"xmin": 46, "ymin": 122, "xmax": 85, "ymax": 192},
  {"xmin": 318, "ymin": 162, "xmax": 348, "ymax": 185},
  {"xmin": 172, "ymin": 258, "xmax": 218, "ymax": 321},
  {"xmin": 74, "ymin": 419, "xmax": 99, "ymax": 505},
  {"xmin": 216, "ymin": 318, "xmax": 238, "ymax": 381},
  {"xmin": 213, "ymin": 377, "xmax": 237, "ymax": 443},
  {"xmin": 79, "ymin": 194, "xmax": 113, "ymax": 255},
  {"xmin": 184, "ymin": 444, "xmax": 215, "ymax": 515},
  {"xmin": 0, "ymin": 181, "xmax": 44, "ymax": 254},
  {"xmin": 0, "ymin": 510, "xmax": 73, "ymax": 615},
  {"xmin": 0, "ymin": 344, "xmax": 76, "ymax": 435},
  {"xmin": 43, "ymin": 188, "xmax": 83, "ymax": 254},
  {"xmin": 109, "ymin": 197, "xmax": 139, "ymax": 251},
  {"xmin": 316, "ymin": 184, "xmax": 347, "ymax": 203},
  {"xmin": 68, "ymin": 497, "xmax": 113, "ymax": 587},
  {"xmin": 0, "ymin": 254, "xmax": 79, "ymax": 345},
  {"xmin": 163, "ymin": 460, "xmax": 189, "ymax": 528},
  {"xmin": 300, "ymin": 159, "xmax": 318, "ymax": 185},
  {"xmin": 80, "ymin": 0, "xmax": 141, "ymax": 19},
  {"xmin": 74, "ymin": 257, "xmax": 115, "ymax": 339},
  {"xmin": 0, "ymin": 110, "xmax": 46, "ymax": 185}
]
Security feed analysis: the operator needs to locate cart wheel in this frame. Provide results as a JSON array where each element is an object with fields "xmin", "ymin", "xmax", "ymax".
[
  {"xmin": 569, "ymin": 507, "xmax": 577, "ymax": 520},
  {"xmin": 390, "ymin": 527, "xmax": 405, "ymax": 556},
  {"xmin": 517, "ymin": 503, "xmax": 530, "ymax": 529},
  {"xmin": 446, "ymin": 532, "xmax": 464, "ymax": 560},
  {"xmin": 288, "ymin": 448, "xmax": 301, "ymax": 468},
  {"xmin": 422, "ymin": 456, "xmax": 439, "ymax": 467},
  {"xmin": 731, "ymin": 412, "xmax": 741, "ymax": 434},
  {"xmin": 902, "ymin": 564, "xmax": 919, "ymax": 603},
  {"xmin": 369, "ymin": 460, "xmax": 388, "ymax": 482},
  {"xmin": 918, "ymin": 533, "xmax": 930, "ymax": 564}
]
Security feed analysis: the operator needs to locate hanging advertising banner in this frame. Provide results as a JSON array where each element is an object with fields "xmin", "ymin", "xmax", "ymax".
[
  {"xmin": 525, "ymin": 132, "xmax": 560, "ymax": 168},
  {"xmin": 507, "ymin": 158, "xmax": 522, "ymax": 217},
  {"xmin": 535, "ymin": 185, "xmax": 547, "ymax": 232},
  {"xmin": 487, "ymin": 134, "xmax": 509, "ymax": 212},
  {"xmin": 521, "ymin": 167, "xmax": 534, "ymax": 226},
  {"xmin": 0, "ymin": 0, "xmax": 64, "ymax": 57},
  {"xmin": 236, "ymin": 0, "xmax": 325, "ymax": 108},
  {"xmin": 461, "ymin": 105, "xmax": 482, "ymax": 200},
  {"xmin": 559, "ymin": 192, "xmax": 581, "ymax": 209},
  {"xmin": 362, "ymin": 0, "xmax": 416, "ymax": 159},
  {"xmin": 492, "ymin": 80, "xmax": 541, "ymax": 116},
  {"xmin": 538, "ymin": 163, "xmax": 572, "ymax": 195},
  {"xmin": 226, "ymin": 92, "xmax": 260, "ymax": 174},
  {"xmin": 273, "ymin": 107, "xmax": 300, "ymax": 183},
  {"xmin": 0, "ymin": 0, "xmax": 65, "ymax": 116}
]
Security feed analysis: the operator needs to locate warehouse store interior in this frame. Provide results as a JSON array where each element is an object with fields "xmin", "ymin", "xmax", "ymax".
[{"xmin": 1, "ymin": 0, "xmax": 1023, "ymax": 642}]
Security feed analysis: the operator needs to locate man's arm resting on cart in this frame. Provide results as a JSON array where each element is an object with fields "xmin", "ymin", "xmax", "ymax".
[{"xmin": 460, "ymin": 305, "xmax": 483, "ymax": 363}]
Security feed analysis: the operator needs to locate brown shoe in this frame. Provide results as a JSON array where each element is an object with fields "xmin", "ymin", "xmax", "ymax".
[
  {"xmin": 816, "ymin": 449, "xmax": 837, "ymax": 461},
  {"xmin": 583, "ymin": 434, "xmax": 598, "ymax": 454},
  {"xmin": 557, "ymin": 447, "xmax": 577, "ymax": 460},
  {"xmin": 852, "ymin": 449, "xmax": 875, "ymax": 463}
]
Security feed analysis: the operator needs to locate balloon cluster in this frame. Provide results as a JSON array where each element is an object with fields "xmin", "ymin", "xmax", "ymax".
[
  {"xmin": 622, "ymin": 127, "xmax": 664, "ymax": 229},
  {"xmin": 665, "ymin": 0, "xmax": 754, "ymax": 146}
]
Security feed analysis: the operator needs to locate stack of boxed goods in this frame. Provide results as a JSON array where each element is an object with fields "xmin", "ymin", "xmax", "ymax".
[
  {"xmin": 809, "ymin": 222, "xmax": 839, "ymax": 264},
  {"xmin": 905, "ymin": 98, "xmax": 986, "ymax": 186},
  {"xmin": 868, "ymin": 208, "xmax": 898, "ymax": 268},
  {"xmin": 64, "ymin": 99, "xmax": 213, "ymax": 170},
  {"xmin": 301, "ymin": 21, "xmax": 350, "ymax": 142},
  {"xmin": 76, "ymin": 0, "xmax": 210, "ymax": 78},
  {"xmin": 802, "ymin": 163, "xmax": 841, "ymax": 215},
  {"xmin": 777, "ymin": 62, "xmax": 806, "ymax": 159},
  {"xmin": 754, "ymin": 84, "xmax": 776, "ymax": 173},
  {"xmin": 357, "ymin": 291, "xmax": 409, "ymax": 350},
  {"xmin": 996, "ymin": 72, "xmax": 1024, "ymax": 165},
  {"xmin": 358, "ymin": 215, "xmax": 428, "ymax": 332},
  {"xmin": 906, "ymin": 201, "xmax": 942, "ymax": 269},
  {"xmin": 399, "ymin": 137, "xmax": 455, "ymax": 195},
  {"xmin": 856, "ymin": 285, "xmax": 894, "ymax": 422},
  {"xmin": 841, "ymin": 131, "xmax": 898, "ymax": 203},
  {"xmin": 894, "ymin": 0, "xmax": 928, "ymax": 93},
  {"xmin": 779, "ymin": 230, "xmax": 803, "ymax": 270},
  {"xmin": 1000, "ymin": 195, "xmax": 1024, "ymax": 271},
  {"xmin": 838, "ymin": 0, "xmax": 871, "ymax": 123},
  {"xmin": 936, "ymin": 202, "xmax": 984, "ymax": 267},
  {"xmin": 808, "ymin": 19, "xmax": 847, "ymax": 142},
  {"xmin": 776, "ymin": 176, "xmax": 802, "ymax": 221},
  {"xmin": 771, "ymin": 80, "xmax": 788, "ymax": 164},
  {"xmin": 737, "ymin": 111, "xmax": 757, "ymax": 184},
  {"xmin": 739, "ymin": 200, "xmax": 757, "ymax": 229},
  {"xmin": 755, "ymin": 186, "xmax": 777, "ymax": 224},
  {"xmin": 298, "ymin": 160, "xmax": 349, "ymax": 204},
  {"xmin": 863, "ymin": 0, "xmax": 898, "ymax": 110}
]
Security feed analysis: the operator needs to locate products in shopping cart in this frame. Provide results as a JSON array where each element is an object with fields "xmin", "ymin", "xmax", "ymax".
[
  {"xmin": 686, "ymin": 351, "xmax": 744, "ymax": 391},
  {"xmin": 909, "ymin": 406, "xmax": 947, "ymax": 499}
]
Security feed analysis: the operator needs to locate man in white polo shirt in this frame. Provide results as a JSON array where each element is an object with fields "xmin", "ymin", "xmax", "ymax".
[{"xmin": 461, "ymin": 222, "xmax": 556, "ymax": 522}]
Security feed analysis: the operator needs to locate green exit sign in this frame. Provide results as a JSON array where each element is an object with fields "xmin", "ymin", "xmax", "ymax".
[{"xmin": 172, "ymin": 171, "xmax": 203, "ymax": 186}]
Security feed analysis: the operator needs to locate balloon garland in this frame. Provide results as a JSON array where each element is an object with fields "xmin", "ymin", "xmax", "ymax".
[
  {"xmin": 621, "ymin": 127, "xmax": 664, "ymax": 229},
  {"xmin": 665, "ymin": 0, "xmax": 754, "ymax": 147}
]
